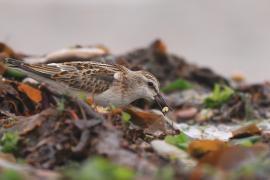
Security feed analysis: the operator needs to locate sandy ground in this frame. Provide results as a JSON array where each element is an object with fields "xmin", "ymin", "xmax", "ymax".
[{"xmin": 0, "ymin": 0, "xmax": 270, "ymax": 83}]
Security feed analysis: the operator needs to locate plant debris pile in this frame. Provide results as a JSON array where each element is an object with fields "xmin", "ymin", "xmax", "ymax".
[{"xmin": 0, "ymin": 40, "xmax": 270, "ymax": 180}]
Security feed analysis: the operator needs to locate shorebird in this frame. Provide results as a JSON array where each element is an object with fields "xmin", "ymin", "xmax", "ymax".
[{"xmin": 4, "ymin": 58, "xmax": 169, "ymax": 111}]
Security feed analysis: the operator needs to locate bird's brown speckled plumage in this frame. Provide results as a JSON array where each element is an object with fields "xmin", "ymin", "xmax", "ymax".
[
  {"xmin": 17, "ymin": 61, "xmax": 123, "ymax": 94},
  {"xmin": 5, "ymin": 58, "xmax": 168, "ymax": 108}
]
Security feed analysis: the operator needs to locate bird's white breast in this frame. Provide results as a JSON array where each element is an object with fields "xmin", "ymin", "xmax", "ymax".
[{"xmin": 93, "ymin": 87, "xmax": 136, "ymax": 107}]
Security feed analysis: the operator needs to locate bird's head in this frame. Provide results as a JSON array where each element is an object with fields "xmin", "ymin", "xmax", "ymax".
[{"xmin": 124, "ymin": 70, "xmax": 169, "ymax": 111}]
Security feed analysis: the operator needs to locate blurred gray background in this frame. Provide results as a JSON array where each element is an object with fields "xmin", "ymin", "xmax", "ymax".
[{"xmin": 0, "ymin": 0, "xmax": 270, "ymax": 83}]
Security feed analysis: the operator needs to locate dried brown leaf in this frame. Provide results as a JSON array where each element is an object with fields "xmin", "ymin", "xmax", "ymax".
[
  {"xmin": 18, "ymin": 108, "xmax": 57, "ymax": 135},
  {"xmin": 0, "ymin": 42, "xmax": 16, "ymax": 59},
  {"xmin": 232, "ymin": 123, "xmax": 261, "ymax": 139},
  {"xmin": 0, "ymin": 152, "xmax": 16, "ymax": 163},
  {"xmin": 126, "ymin": 106, "xmax": 166, "ymax": 136}
]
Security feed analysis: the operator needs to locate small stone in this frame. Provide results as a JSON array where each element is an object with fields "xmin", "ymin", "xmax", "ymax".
[
  {"xmin": 176, "ymin": 107, "xmax": 198, "ymax": 119},
  {"xmin": 162, "ymin": 106, "xmax": 169, "ymax": 113}
]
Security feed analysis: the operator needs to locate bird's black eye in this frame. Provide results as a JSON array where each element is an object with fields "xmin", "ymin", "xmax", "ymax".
[{"xmin": 147, "ymin": 81, "xmax": 154, "ymax": 87}]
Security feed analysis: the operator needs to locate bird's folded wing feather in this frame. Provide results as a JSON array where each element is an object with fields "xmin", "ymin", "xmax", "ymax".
[
  {"xmin": 51, "ymin": 62, "xmax": 118, "ymax": 94},
  {"xmin": 6, "ymin": 59, "xmax": 118, "ymax": 94}
]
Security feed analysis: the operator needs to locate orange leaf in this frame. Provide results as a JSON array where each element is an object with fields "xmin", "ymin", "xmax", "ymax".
[
  {"xmin": 18, "ymin": 83, "xmax": 42, "ymax": 103},
  {"xmin": 152, "ymin": 39, "xmax": 167, "ymax": 54},
  {"xmin": 199, "ymin": 144, "xmax": 269, "ymax": 171},
  {"xmin": 188, "ymin": 140, "xmax": 227, "ymax": 159},
  {"xmin": 86, "ymin": 96, "xmax": 94, "ymax": 105},
  {"xmin": 190, "ymin": 144, "xmax": 269, "ymax": 179}
]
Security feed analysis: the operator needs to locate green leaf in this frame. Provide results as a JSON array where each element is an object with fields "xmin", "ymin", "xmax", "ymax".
[
  {"xmin": 231, "ymin": 135, "xmax": 261, "ymax": 147},
  {"xmin": 57, "ymin": 98, "xmax": 65, "ymax": 112},
  {"xmin": 213, "ymin": 83, "xmax": 220, "ymax": 99},
  {"xmin": 165, "ymin": 133, "xmax": 191, "ymax": 151},
  {"xmin": 109, "ymin": 104, "xmax": 117, "ymax": 110},
  {"xmin": 121, "ymin": 112, "xmax": 131, "ymax": 124},
  {"xmin": 204, "ymin": 84, "xmax": 234, "ymax": 108},
  {"xmin": 161, "ymin": 79, "xmax": 192, "ymax": 93},
  {"xmin": 156, "ymin": 165, "xmax": 174, "ymax": 180},
  {"xmin": 239, "ymin": 93, "xmax": 254, "ymax": 120},
  {"xmin": 0, "ymin": 169, "xmax": 23, "ymax": 180},
  {"xmin": 78, "ymin": 91, "xmax": 87, "ymax": 101},
  {"xmin": 66, "ymin": 157, "xmax": 135, "ymax": 180},
  {"xmin": 3, "ymin": 68, "xmax": 26, "ymax": 80},
  {"xmin": 0, "ymin": 132, "xmax": 19, "ymax": 153}
]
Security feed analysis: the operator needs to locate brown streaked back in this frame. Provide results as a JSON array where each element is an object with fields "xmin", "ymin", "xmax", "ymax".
[{"xmin": 5, "ymin": 58, "xmax": 121, "ymax": 94}]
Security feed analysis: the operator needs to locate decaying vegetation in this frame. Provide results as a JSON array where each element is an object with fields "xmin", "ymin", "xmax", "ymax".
[{"xmin": 1, "ymin": 40, "xmax": 270, "ymax": 179}]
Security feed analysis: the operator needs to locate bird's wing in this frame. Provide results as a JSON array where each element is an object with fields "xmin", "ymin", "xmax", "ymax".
[
  {"xmin": 5, "ymin": 58, "xmax": 119, "ymax": 94},
  {"xmin": 51, "ymin": 62, "xmax": 119, "ymax": 94}
]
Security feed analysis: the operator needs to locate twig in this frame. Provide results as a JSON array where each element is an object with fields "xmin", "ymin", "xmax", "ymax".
[{"xmin": 72, "ymin": 129, "xmax": 90, "ymax": 153}]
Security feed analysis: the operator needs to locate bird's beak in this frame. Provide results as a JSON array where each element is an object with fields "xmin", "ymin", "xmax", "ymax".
[{"xmin": 154, "ymin": 93, "xmax": 170, "ymax": 114}]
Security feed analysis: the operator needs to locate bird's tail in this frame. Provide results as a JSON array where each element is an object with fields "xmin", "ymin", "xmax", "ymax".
[
  {"xmin": 5, "ymin": 57, "xmax": 61, "ymax": 79},
  {"xmin": 4, "ymin": 58, "xmax": 73, "ymax": 95},
  {"xmin": 4, "ymin": 58, "xmax": 25, "ymax": 68}
]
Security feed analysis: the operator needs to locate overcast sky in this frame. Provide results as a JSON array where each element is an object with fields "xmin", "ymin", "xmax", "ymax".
[{"xmin": 1, "ymin": 0, "xmax": 270, "ymax": 82}]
